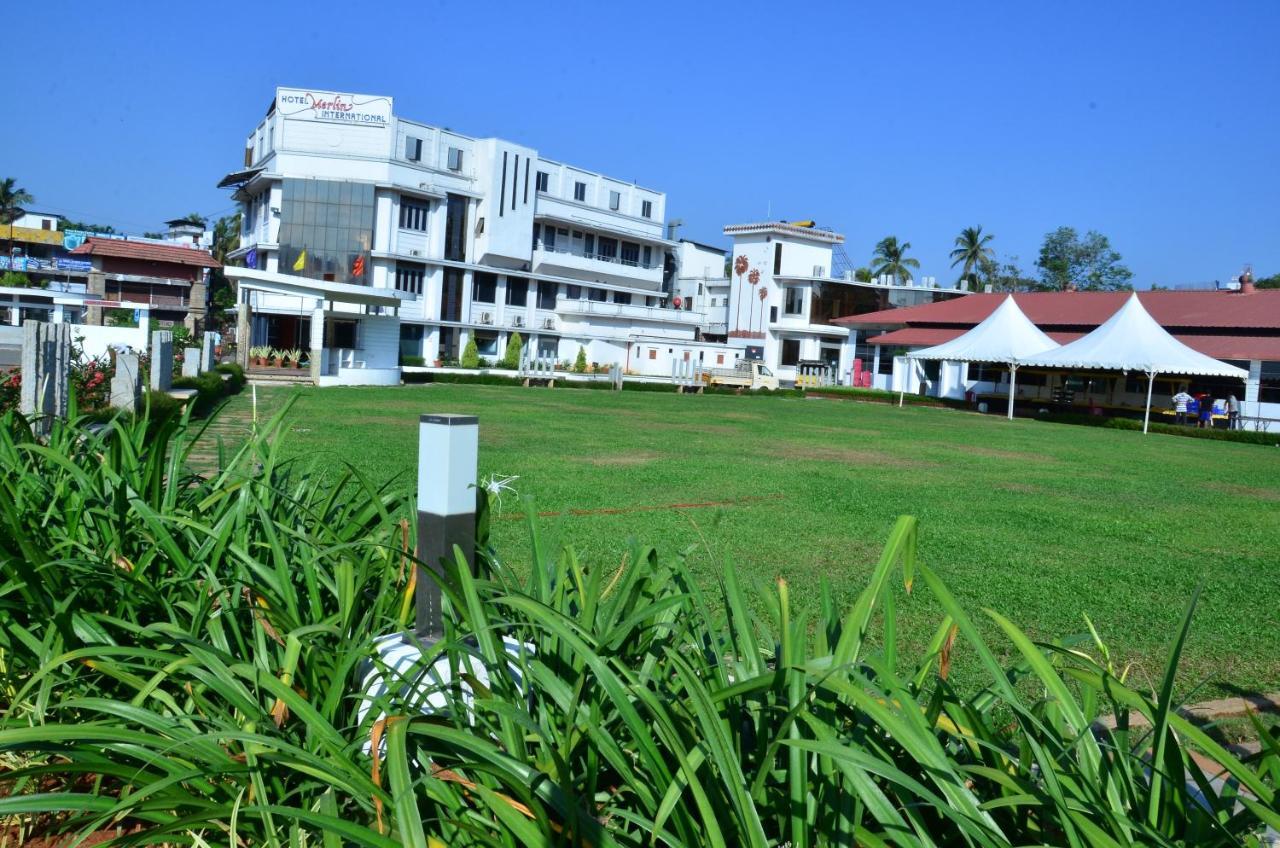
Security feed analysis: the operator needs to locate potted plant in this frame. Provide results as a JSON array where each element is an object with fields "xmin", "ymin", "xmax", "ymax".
[
  {"xmin": 249, "ymin": 346, "xmax": 268, "ymax": 366},
  {"xmin": 286, "ymin": 349, "xmax": 303, "ymax": 369},
  {"xmin": 271, "ymin": 348, "xmax": 286, "ymax": 368}
]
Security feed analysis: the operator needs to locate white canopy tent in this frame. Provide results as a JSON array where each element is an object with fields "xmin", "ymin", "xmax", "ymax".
[
  {"xmin": 899, "ymin": 295, "xmax": 1060, "ymax": 419},
  {"xmin": 1019, "ymin": 293, "xmax": 1248, "ymax": 433}
]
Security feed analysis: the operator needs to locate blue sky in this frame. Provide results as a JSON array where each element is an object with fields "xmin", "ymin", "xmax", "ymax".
[{"xmin": 6, "ymin": 0, "xmax": 1278, "ymax": 286}]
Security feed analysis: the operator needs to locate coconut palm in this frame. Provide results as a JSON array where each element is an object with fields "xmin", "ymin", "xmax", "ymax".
[
  {"xmin": 0, "ymin": 178, "xmax": 34, "ymax": 269},
  {"xmin": 950, "ymin": 226, "xmax": 995, "ymax": 287},
  {"xmin": 870, "ymin": 236, "xmax": 919, "ymax": 284}
]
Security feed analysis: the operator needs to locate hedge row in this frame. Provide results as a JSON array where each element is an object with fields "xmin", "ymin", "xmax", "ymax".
[
  {"xmin": 1037, "ymin": 411, "xmax": 1280, "ymax": 446},
  {"xmin": 805, "ymin": 386, "xmax": 970, "ymax": 409},
  {"xmin": 403, "ymin": 370, "xmax": 804, "ymax": 397}
]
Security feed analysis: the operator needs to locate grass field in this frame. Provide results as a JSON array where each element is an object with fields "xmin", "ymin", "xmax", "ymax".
[{"xmin": 212, "ymin": 384, "xmax": 1280, "ymax": 696}]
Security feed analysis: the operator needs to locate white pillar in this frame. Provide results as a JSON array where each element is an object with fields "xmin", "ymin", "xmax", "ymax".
[
  {"xmin": 1007, "ymin": 364, "xmax": 1018, "ymax": 420},
  {"xmin": 1143, "ymin": 370, "xmax": 1156, "ymax": 434},
  {"xmin": 309, "ymin": 300, "xmax": 324, "ymax": 382}
]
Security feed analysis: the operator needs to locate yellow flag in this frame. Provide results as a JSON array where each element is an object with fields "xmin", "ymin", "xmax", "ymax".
[{"xmin": 292, "ymin": 249, "xmax": 307, "ymax": 271}]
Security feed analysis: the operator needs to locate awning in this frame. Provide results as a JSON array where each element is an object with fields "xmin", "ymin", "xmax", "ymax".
[
  {"xmin": 217, "ymin": 166, "xmax": 266, "ymax": 189},
  {"xmin": 227, "ymin": 267, "xmax": 408, "ymax": 307}
]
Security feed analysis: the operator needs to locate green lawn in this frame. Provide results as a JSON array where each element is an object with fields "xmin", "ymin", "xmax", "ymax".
[{"xmin": 214, "ymin": 384, "xmax": 1280, "ymax": 696}]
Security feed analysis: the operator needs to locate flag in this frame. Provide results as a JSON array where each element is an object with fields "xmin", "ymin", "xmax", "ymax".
[
  {"xmin": 352, "ymin": 255, "xmax": 365, "ymax": 277},
  {"xmin": 292, "ymin": 249, "xmax": 307, "ymax": 272}
]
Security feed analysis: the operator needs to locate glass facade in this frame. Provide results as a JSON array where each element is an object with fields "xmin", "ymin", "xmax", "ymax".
[{"xmin": 278, "ymin": 179, "xmax": 374, "ymax": 285}]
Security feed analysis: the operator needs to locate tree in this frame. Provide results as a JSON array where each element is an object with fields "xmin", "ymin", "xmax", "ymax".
[
  {"xmin": 0, "ymin": 271, "xmax": 31, "ymax": 288},
  {"xmin": 853, "ymin": 267, "xmax": 873, "ymax": 282},
  {"xmin": 500, "ymin": 332, "xmax": 523, "ymax": 369},
  {"xmin": 949, "ymin": 226, "xmax": 995, "ymax": 287},
  {"xmin": 1034, "ymin": 227, "xmax": 1133, "ymax": 291},
  {"xmin": 179, "ymin": 212, "xmax": 207, "ymax": 227},
  {"xmin": 60, "ymin": 219, "xmax": 116, "ymax": 235},
  {"xmin": 573, "ymin": 346, "xmax": 588, "ymax": 374},
  {"xmin": 208, "ymin": 213, "xmax": 242, "ymax": 312},
  {"xmin": 980, "ymin": 254, "xmax": 1036, "ymax": 292},
  {"xmin": 870, "ymin": 236, "xmax": 920, "ymax": 283},
  {"xmin": 1254, "ymin": 273, "xmax": 1280, "ymax": 290},
  {"xmin": 0, "ymin": 178, "xmax": 34, "ymax": 267},
  {"xmin": 460, "ymin": 337, "xmax": 480, "ymax": 368}
]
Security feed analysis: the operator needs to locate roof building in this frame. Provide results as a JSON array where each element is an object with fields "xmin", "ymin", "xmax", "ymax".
[
  {"xmin": 69, "ymin": 237, "xmax": 220, "ymax": 332},
  {"xmin": 219, "ymin": 87, "xmax": 703, "ymax": 385},
  {"xmin": 836, "ymin": 289, "xmax": 1280, "ymax": 428},
  {"xmin": 722, "ymin": 221, "xmax": 970, "ymax": 381}
]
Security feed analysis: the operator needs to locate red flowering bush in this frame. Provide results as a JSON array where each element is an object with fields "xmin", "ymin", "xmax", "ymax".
[{"xmin": 0, "ymin": 369, "xmax": 19, "ymax": 413}]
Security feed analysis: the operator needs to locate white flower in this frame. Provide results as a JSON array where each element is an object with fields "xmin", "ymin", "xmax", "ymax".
[{"xmin": 480, "ymin": 473, "xmax": 520, "ymax": 513}]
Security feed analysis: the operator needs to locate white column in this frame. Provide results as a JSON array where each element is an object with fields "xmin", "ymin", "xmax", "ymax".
[{"xmin": 309, "ymin": 299, "xmax": 324, "ymax": 382}]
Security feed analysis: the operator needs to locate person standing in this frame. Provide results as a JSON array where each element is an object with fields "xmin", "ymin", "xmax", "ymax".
[
  {"xmin": 1172, "ymin": 388, "xmax": 1192, "ymax": 425},
  {"xmin": 1228, "ymin": 393, "xmax": 1241, "ymax": 430},
  {"xmin": 1198, "ymin": 399, "xmax": 1213, "ymax": 429}
]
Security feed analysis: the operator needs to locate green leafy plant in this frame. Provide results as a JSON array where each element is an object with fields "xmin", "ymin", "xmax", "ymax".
[
  {"xmin": 0, "ymin": 407, "xmax": 1276, "ymax": 846},
  {"xmin": 573, "ymin": 345, "xmax": 588, "ymax": 373},
  {"xmin": 460, "ymin": 337, "xmax": 480, "ymax": 369},
  {"xmin": 499, "ymin": 332, "xmax": 523, "ymax": 369}
]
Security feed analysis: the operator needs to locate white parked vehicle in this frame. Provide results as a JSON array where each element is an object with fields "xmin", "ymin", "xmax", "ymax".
[{"xmin": 704, "ymin": 360, "xmax": 779, "ymax": 391}]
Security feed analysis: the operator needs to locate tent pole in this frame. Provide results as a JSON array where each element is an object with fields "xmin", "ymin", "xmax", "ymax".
[
  {"xmin": 1143, "ymin": 370, "xmax": 1156, "ymax": 434},
  {"xmin": 1007, "ymin": 364, "xmax": 1018, "ymax": 421}
]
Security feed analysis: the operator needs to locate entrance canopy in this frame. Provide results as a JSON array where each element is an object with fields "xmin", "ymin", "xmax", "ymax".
[
  {"xmin": 905, "ymin": 295, "xmax": 1058, "ymax": 364},
  {"xmin": 1019, "ymin": 293, "xmax": 1247, "ymax": 378},
  {"xmin": 228, "ymin": 267, "xmax": 408, "ymax": 309}
]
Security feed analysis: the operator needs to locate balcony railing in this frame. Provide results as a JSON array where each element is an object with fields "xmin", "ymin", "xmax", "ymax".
[
  {"xmin": 534, "ymin": 242, "xmax": 659, "ymax": 271},
  {"xmin": 556, "ymin": 298, "xmax": 704, "ymax": 324},
  {"xmin": 104, "ymin": 292, "xmax": 189, "ymax": 308}
]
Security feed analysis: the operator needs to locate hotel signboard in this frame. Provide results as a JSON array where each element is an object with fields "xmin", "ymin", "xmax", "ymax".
[{"xmin": 276, "ymin": 88, "xmax": 392, "ymax": 127}]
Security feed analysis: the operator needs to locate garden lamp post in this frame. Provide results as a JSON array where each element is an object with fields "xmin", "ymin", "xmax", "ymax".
[{"xmin": 416, "ymin": 413, "xmax": 479, "ymax": 639}]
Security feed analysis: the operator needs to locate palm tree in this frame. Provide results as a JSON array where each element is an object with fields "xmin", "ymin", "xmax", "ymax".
[
  {"xmin": 179, "ymin": 212, "xmax": 207, "ymax": 227},
  {"xmin": 949, "ymin": 226, "xmax": 995, "ymax": 288},
  {"xmin": 870, "ymin": 236, "xmax": 919, "ymax": 284},
  {"xmin": 0, "ymin": 178, "xmax": 35, "ymax": 270}
]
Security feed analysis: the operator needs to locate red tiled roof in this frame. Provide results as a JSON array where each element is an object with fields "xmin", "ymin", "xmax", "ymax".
[
  {"xmin": 70, "ymin": 237, "xmax": 221, "ymax": 269},
  {"xmin": 864, "ymin": 327, "xmax": 1280, "ymax": 361},
  {"xmin": 836, "ymin": 290, "xmax": 1280, "ymax": 331}
]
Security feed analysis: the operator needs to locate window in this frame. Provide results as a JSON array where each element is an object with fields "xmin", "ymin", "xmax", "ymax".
[
  {"xmin": 566, "ymin": 285, "xmax": 582, "ymax": 299},
  {"xmin": 648, "ymin": 349, "xmax": 656, "ymax": 360},
  {"xmin": 584, "ymin": 233, "xmax": 595, "ymax": 255},
  {"xmin": 447, "ymin": 147, "xmax": 464, "ymax": 171},
  {"xmin": 472, "ymin": 331, "xmax": 499, "ymax": 357},
  {"xmin": 472, "ymin": 272, "xmax": 497, "ymax": 303},
  {"xmin": 399, "ymin": 323, "xmax": 424, "ymax": 359},
  {"xmin": 609, "ymin": 190, "xmax": 621, "ymax": 211},
  {"xmin": 399, "ymin": 200, "xmax": 429, "ymax": 231},
  {"xmin": 444, "ymin": 194, "xmax": 467, "ymax": 261},
  {"xmin": 405, "ymin": 136, "xmax": 422, "ymax": 162},
  {"xmin": 573, "ymin": 181, "xmax": 587, "ymax": 202},
  {"xmin": 641, "ymin": 200, "xmax": 652, "ymax": 219},
  {"xmin": 770, "ymin": 306, "xmax": 778, "ymax": 323},
  {"xmin": 781, "ymin": 339, "xmax": 801, "ymax": 366},
  {"xmin": 440, "ymin": 269, "xmax": 463, "ymax": 321},
  {"xmin": 642, "ymin": 246, "xmax": 652, "ymax": 268},
  {"xmin": 328, "ymin": 320, "xmax": 358, "ymax": 349},
  {"xmin": 783, "ymin": 286, "xmax": 804, "ymax": 316},
  {"xmin": 395, "ymin": 262, "xmax": 426, "ymax": 295},
  {"xmin": 1261, "ymin": 362, "xmax": 1280, "ymax": 404},
  {"xmin": 536, "ymin": 281, "xmax": 557, "ymax": 310},
  {"xmin": 41, "ymin": 219, "xmax": 52, "ymax": 230},
  {"xmin": 597, "ymin": 237, "xmax": 617, "ymax": 260},
  {"xmin": 542, "ymin": 225, "xmax": 556, "ymax": 250},
  {"xmin": 613, "ymin": 291, "xmax": 631, "ymax": 305},
  {"xmin": 588, "ymin": 288, "xmax": 608, "ymax": 302},
  {"xmin": 620, "ymin": 242, "xmax": 640, "ymax": 266},
  {"xmin": 877, "ymin": 347, "xmax": 900, "ymax": 376},
  {"xmin": 774, "ymin": 243, "xmax": 783, "ymax": 275},
  {"xmin": 505, "ymin": 276, "xmax": 529, "ymax": 307},
  {"xmin": 535, "ymin": 171, "xmax": 549, "ymax": 192}
]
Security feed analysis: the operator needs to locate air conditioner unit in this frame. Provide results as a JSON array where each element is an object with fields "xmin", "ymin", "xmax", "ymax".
[
  {"xmin": 511, "ymin": 315, "xmax": 525, "ymax": 328},
  {"xmin": 479, "ymin": 312, "xmax": 493, "ymax": 325},
  {"xmin": 542, "ymin": 318, "xmax": 556, "ymax": 330}
]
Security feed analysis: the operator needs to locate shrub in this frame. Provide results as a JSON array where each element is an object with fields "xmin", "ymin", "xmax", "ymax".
[
  {"xmin": 460, "ymin": 337, "xmax": 480, "ymax": 369},
  {"xmin": 1038, "ymin": 411, "xmax": 1280, "ymax": 446},
  {"xmin": 499, "ymin": 332, "xmax": 523, "ymax": 369},
  {"xmin": 573, "ymin": 345, "xmax": 588, "ymax": 373},
  {"xmin": 0, "ymin": 408, "xmax": 1276, "ymax": 846},
  {"xmin": 401, "ymin": 355, "xmax": 425, "ymax": 367}
]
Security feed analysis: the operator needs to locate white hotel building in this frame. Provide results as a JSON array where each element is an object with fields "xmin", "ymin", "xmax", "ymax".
[
  {"xmin": 220, "ymin": 88, "xmax": 715, "ymax": 385},
  {"xmin": 220, "ymin": 88, "xmax": 966, "ymax": 385}
]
